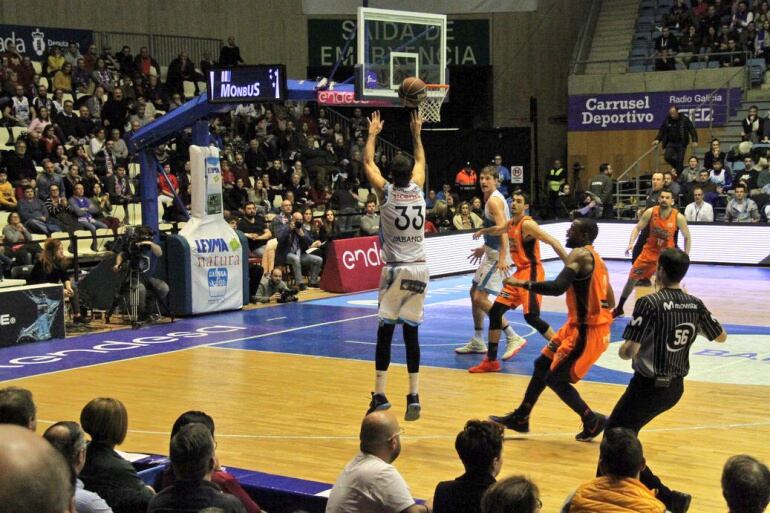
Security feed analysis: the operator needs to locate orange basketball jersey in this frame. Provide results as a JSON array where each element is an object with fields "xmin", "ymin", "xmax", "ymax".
[
  {"xmin": 507, "ymin": 216, "xmax": 541, "ymax": 269},
  {"xmin": 643, "ymin": 206, "xmax": 679, "ymax": 253},
  {"xmin": 565, "ymin": 245, "xmax": 612, "ymax": 326}
]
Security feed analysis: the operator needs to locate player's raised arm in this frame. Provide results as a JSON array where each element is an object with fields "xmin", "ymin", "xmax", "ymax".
[
  {"xmin": 523, "ymin": 220, "xmax": 569, "ymax": 262},
  {"xmin": 364, "ymin": 111, "xmax": 387, "ymax": 197},
  {"xmin": 410, "ymin": 110, "xmax": 425, "ymax": 189},
  {"xmin": 627, "ymin": 209, "xmax": 652, "ymax": 255},
  {"xmin": 676, "ymin": 212, "xmax": 691, "ymax": 254}
]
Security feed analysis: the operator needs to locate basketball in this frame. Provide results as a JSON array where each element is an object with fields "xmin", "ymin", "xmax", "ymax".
[{"xmin": 398, "ymin": 77, "xmax": 427, "ymax": 108}]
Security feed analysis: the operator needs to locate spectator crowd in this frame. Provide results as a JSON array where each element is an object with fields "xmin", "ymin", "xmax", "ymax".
[{"xmin": 0, "ymin": 386, "xmax": 768, "ymax": 513}]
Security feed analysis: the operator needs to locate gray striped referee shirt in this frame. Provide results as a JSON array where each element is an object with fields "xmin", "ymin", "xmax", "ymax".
[{"xmin": 622, "ymin": 288, "xmax": 723, "ymax": 378}]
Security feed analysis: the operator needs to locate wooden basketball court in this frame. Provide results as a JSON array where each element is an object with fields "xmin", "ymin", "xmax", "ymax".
[{"xmin": 1, "ymin": 261, "xmax": 768, "ymax": 513}]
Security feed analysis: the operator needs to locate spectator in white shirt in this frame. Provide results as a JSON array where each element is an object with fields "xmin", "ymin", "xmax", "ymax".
[{"xmin": 684, "ymin": 187, "xmax": 714, "ymax": 222}]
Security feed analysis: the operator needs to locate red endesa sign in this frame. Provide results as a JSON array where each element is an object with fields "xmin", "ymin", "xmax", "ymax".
[
  {"xmin": 320, "ymin": 236, "xmax": 384, "ymax": 293},
  {"xmin": 316, "ymin": 90, "xmax": 392, "ymax": 107}
]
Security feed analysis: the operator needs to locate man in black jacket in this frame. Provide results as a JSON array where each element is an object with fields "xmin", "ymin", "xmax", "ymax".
[
  {"xmin": 653, "ymin": 106, "xmax": 698, "ymax": 173},
  {"xmin": 219, "ymin": 36, "xmax": 244, "ymax": 66},
  {"xmin": 148, "ymin": 423, "xmax": 245, "ymax": 513},
  {"xmin": 432, "ymin": 420, "xmax": 502, "ymax": 513}
]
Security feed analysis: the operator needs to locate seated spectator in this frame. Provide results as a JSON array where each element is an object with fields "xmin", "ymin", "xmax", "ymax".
[
  {"xmin": 0, "ymin": 171, "xmax": 17, "ymax": 211},
  {"xmin": 726, "ymin": 183, "xmax": 760, "ymax": 222},
  {"xmin": 655, "ymin": 27, "xmax": 679, "ymax": 71},
  {"xmin": 10, "ymin": 85, "xmax": 31, "ymax": 126},
  {"xmin": 106, "ymin": 165, "xmax": 133, "ymax": 223},
  {"xmin": 109, "ymin": 128, "xmax": 129, "ymax": 164},
  {"xmin": 152, "ymin": 411, "xmax": 261, "ymax": 513},
  {"xmin": 286, "ymin": 171, "xmax": 310, "ymax": 207},
  {"xmin": 19, "ymin": 186, "xmax": 61, "ymax": 235},
  {"xmin": 722, "ymin": 39, "xmax": 747, "ymax": 67},
  {"xmin": 28, "ymin": 105, "xmax": 53, "ymax": 135},
  {"xmin": 158, "ymin": 168, "xmax": 180, "ymax": 212},
  {"xmin": 43, "ymin": 421, "xmax": 114, "ymax": 513},
  {"xmin": 722, "ymin": 454, "xmax": 770, "ymax": 513},
  {"xmin": 0, "ymin": 386, "xmax": 36, "ymax": 429},
  {"xmin": 561, "ymin": 428, "xmax": 664, "ymax": 513},
  {"xmin": 2, "ymin": 211, "xmax": 41, "ymax": 265},
  {"xmin": 743, "ymin": 105, "xmax": 763, "ymax": 143},
  {"xmin": 247, "ymin": 178, "xmax": 271, "ymax": 213},
  {"xmin": 52, "ymin": 61, "xmax": 73, "ymax": 92},
  {"xmin": 318, "ymin": 208, "xmax": 340, "ymax": 244},
  {"xmin": 237, "ymin": 202, "xmax": 272, "ymax": 258},
  {"xmin": 327, "ymin": 411, "xmax": 425, "ymax": 513},
  {"xmin": 481, "ymin": 475, "xmax": 541, "ymax": 513},
  {"xmin": 64, "ymin": 41, "xmax": 82, "ymax": 67},
  {"xmin": 92, "ymin": 58, "xmax": 115, "ymax": 92},
  {"xmin": 64, "ymin": 164, "xmax": 83, "ymax": 198},
  {"xmin": 69, "ymin": 183, "xmax": 107, "ymax": 251},
  {"xmin": 446, "ymin": 193, "xmax": 458, "ymax": 219},
  {"xmin": 58, "ymin": 100, "xmax": 86, "ymax": 145},
  {"xmin": 37, "ymin": 159, "xmax": 66, "ymax": 201},
  {"xmin": 471, "ymin": 196, "xmax": 483, "ymax": 218},
  {"xmin": 437, "ymin": 183, "xmax": 453, "ymax": 201},
  {"xmin": 46, "ymin": 45, "xmax": 65, "ymax": 76},
  {"xmin": 41, "ymin": 124, "xmax": 62, "ymax": 157},
  {"xmin": 429, "ymin": 200, "xmax": 453, "ymax": 232},
  {"xmin": 709, "ymin": 160, "xmax": 733, "ymax": 189},
  {"xmin": 426, "ymin": 189, "xmax": 437, "ymax": 210},
  {"xmin": 73, "ymin": 58, "xmax": 93, "ymax": 94},
  {"xmin": 685, "ymin": 187, "xmax": 715, "ymax": 222},
  {"xmin": 734, "ymin": 158, "xmax": 759, "ymax": 191},
  {"xmin": 433, "ymin": 420, "xmax": 503, "ymax": 513},
  {"xmin": 4, "ymin": 139, "xmax": 37, "ymax": 186},
  {"xmin": 90, "ymin": 182, "xmax": 120, "ymax": 231},
  {"xmin": 254, "ymin": 267, "xmax": 296, "ymax": 304},
  {"xmin": 224, "ymin": 178, "xmax": 249, "ymax": 216},
  {"xmin": 663, "ymin": 171, "xmax": 682, "ymax": 204},
  {"xmin": 360, "ymin": 200, "xmax": 381, "ymax": 235},
  {"xmin": 45, "ymin": 183, "xmax": 81, "ymax": 235},
  {"xmin": 134, "ymin": 46, "xmax": 159, "ymax": 78},
  {"xmin": 0, "ymin": 424, "xmax": 75, "ymax": 513},
  {"xmin": 28, "ymin": 238, "xmax": 88, "ymax": 323},
  {"xmin": 757, "ymin": 159, "xmax": 770, "ymax": 191},
  {"xmin": 148, "ymin": 423, "xmax": 245, "ymax": 513},
  {"xmin": 554, "ymin": 183, "xmax": 578, "ymax": 219},
  {"xmin": 453, "ymin": 201, "xmax": 483, "ymax": 230},
  {"xmin": 275, "ymin": 211, "xmax": 322, "ymax": 290},
  {"xmin": 101, "ymin": 88, "xmax": 129, "ymax": 134},
  {"xmin": 79, "ymin": 398, "xmax": 155, "ymax": 513},
  {"xmin": 572, "ymin": 190, "xmax": 603, "ymax": 219}
]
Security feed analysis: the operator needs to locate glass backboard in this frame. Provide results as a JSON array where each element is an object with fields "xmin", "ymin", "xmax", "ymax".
[{"xmin": 356, "ymin": 7, "xmax": 447, "ymax": 102}]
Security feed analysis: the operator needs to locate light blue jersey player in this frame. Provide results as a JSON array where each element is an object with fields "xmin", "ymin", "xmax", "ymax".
[
  {"xmin": 363, "ymin": 110, "xmax": 427, "ymax": 421},
  {"xmin": 455, "ymin": 167, "xmax": 527, "ymax": 359}
]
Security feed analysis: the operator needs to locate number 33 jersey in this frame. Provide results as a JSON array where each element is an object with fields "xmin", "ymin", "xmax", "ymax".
[{"xmin": 380, "ymin": 182, "xmax": 426, "ymax": 264}]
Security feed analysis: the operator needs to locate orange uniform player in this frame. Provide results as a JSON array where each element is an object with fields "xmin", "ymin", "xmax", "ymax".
[
  {"xmin": 468, "ymin": 192, "xmax": 568, "ymax": 373},
  {"xmin": 489, "ymin": 218, "xmax": 617, "ymax": 442},
  {"xmin": 613, "ymin": 188, "xmax": 691, "ymax": 318}
]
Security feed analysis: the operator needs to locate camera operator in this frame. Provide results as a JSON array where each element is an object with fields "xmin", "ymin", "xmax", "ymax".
[
  {"xmin": 254, "ymin": 268, "xmax": 298, "ymax": 304},
  {"xmin": 275, "ymin": 211, "xmax": 322, "ymax": 290},
  {"xmin": 111, "ymin": 226, "xmax": 170, "ymax": 321}
]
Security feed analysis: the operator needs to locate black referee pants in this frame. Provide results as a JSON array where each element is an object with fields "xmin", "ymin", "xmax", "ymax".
[{"xmin": 601, "ymin": 373, "xmax": 684, "ymax": 507}]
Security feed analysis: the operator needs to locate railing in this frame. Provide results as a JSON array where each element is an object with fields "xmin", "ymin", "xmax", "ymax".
[
  {"xmin": 325, "ymin": 107, "xmax": 412, "ymax": 164},
  {"xmin": 94, "ymin": 31, "xmax": 221, "ymax": 75},
  {"xmin": 570, "ymin": 0, "xmax": 603, "ymax": 75},
  {"xmin": 612, "ymin": 63, "xmax": 749, "ymax": 218},
  {"xmin": 571, "ymin": 50, "xmax": 754, "ymax": 78}
]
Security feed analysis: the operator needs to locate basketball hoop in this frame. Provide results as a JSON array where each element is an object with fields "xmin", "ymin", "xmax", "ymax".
[{"xmin": 419, "ymin": 84, "xmax": 449, "ymax": 123}]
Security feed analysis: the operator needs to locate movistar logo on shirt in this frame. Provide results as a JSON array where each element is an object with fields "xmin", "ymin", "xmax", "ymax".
[{"xmin": 663, "ymin": 301, "xmax": 698, "ymax": 310}]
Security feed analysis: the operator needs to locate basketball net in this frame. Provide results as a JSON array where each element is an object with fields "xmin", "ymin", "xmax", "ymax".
[{"xmin": 419, "ymin": 84, "xmax": 449, "ymax": 123}]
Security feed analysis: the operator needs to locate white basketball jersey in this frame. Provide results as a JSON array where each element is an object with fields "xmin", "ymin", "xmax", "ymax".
[
  {"xmin": 482, "ymin": 190, "xmax": 511, "ymax": 251},
  {"xmin": 380, "ymin": 182, "xmax": 426, "ymax": 263}
]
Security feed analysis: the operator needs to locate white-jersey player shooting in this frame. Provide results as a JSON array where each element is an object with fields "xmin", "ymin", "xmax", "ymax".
[
  {"xmin": 455, "ymin": 167, "xmax": 527, "ymax": 358},
  {"xmin": 364, "ymin": 110, "xmax": 427, "ymax": 421}
]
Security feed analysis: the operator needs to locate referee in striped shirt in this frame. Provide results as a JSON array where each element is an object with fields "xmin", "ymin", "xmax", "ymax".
[{"xmin": 602, "ymin": 247, "xmax": 727, "ymax": 513}]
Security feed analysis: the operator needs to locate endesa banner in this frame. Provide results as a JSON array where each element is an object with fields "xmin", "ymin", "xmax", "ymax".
[
  {"xmin": 0, "ymin": 24, "xmax": 93, "ymax": 58},
  {"xmin": 568, "ymin": 88, "xmax": 742, "ymax": 131},
  {"xmin": 320, "ymin": 235, "xmax": 384, "ymax": 293},
  {"xmin": 316, "ymin": 89, "xmax": 391, "ymax": 107}
]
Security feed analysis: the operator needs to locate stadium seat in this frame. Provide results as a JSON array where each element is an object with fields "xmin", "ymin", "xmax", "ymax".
[
  {"xmin": 272, "ymin": 194, "xmax": 283, "ymax": 209},
  {"xmin": 0, "ymin": 211, "xmax": 10, "ymax": 228},
  {"xmin": 31, "ymin": 61, "xmax": 42, "ymax": 75},
  {"xmin": 0, "ymin": 128, "xmax": 11, "ymax": 151},
  {"xmin": 707, "ymin": 60, "xmax": 720, "ymax": 68},
  {"xmin": 182, "ymin": 81, "xmax": 196, "ymax": 99},
  {"xmin": 357, "ymin": 188, "xmax": 370, "ymax": 207},
  {"xmin": 629, "ymin": 64, "xmax": 647, "ymax": 73},
  {"xmin": 62, "ymin": 93, "xmax": 74, "ymax": 104},
  {"xmin": 94, "ymin": 228, "xmax": 113, "ymax": 253},
  {"xmin": 38, "ymin": 76, "xmax": 49, "ymax": 89},
  {"xmin": 128, "ymin": 163, "xmax": 141, "ymax": 178},
  {"xmin": 128, "ymin": 202, "xmax": 142, "ymax": 226},
  {"xmin": 732, "ymin": 161, "xmax": 746, "ymax": 172},
  {"xmin": 689, "ymin": 62, "xmax": 706, "ymax": 70},
  {"xmin": 74, "ymin": 230, "xmax": 97, "ymax": 257},
  {"xmin": 10, "ymin": 127, "xmax": 27, "ymax": 143},
  {"xmin": 197, "ymin": 81, "xmax": 207, "ymax": 93},
  {"xmin": 158, "ymin": 223, "xmax": 173, "ymax": 232}
]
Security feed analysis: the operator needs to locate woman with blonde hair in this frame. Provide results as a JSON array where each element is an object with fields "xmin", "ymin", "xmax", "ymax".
[
  {"xmin": 28, "ymin": 238, "xmax": 87, "ymax": 324},
  {"xmin": 453, "ymin": 201, "xmax": 484, "ymax": 230}
]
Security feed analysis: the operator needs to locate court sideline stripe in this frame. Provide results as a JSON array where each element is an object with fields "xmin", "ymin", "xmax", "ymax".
[{"xmin": 1, "ymin": 313, "xmax": 378, "ymax": 383}]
